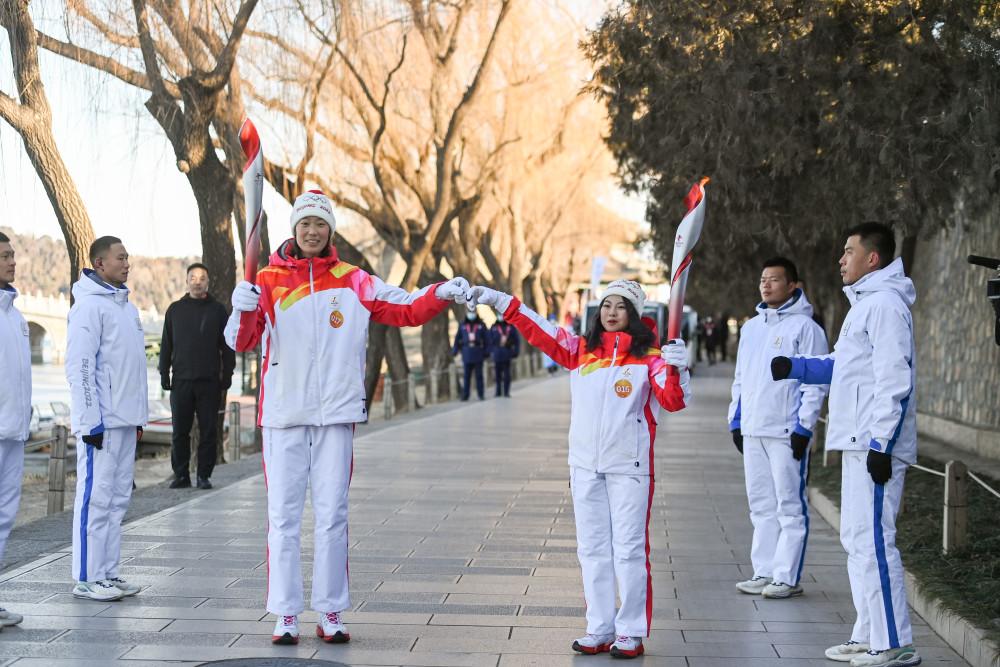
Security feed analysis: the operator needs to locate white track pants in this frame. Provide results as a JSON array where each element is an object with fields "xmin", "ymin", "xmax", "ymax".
[
  {"xmin": 262, "ymin": 424, "xmax": 353, "ymax": 616},
  {"xmin": 743, "ymin": 435, "xmax": 810, "ymax": 585},
  {"xmin": 570, "ymin": 466, "xmax": 653, "ymax": 637},
  {"xmin": 0, "ymin": 439, "xmax": 25, "ymax": 567},
  {"xmin": 72, "ymin": 427, "xmax": 136, "ymax": 582},
  {"xmin": 841, "ymin": 450, "xmax": 913, "ymax": 650}
]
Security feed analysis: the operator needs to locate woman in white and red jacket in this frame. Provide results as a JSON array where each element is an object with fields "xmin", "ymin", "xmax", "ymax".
[
  {"xmin": 468, "ymin": 279, "xmax": 691, "ymax": 659},
  {"xmin": 226, "ymin": 190, "xmax": 470, "ymax": 646}
]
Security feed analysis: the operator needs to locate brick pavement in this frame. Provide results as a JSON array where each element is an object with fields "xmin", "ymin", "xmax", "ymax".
[{"xmin": 0, "ymin": 363, "xmax": 969, "ymax": 665}]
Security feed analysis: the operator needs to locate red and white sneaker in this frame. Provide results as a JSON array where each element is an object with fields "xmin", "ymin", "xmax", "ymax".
[
  {"xmin": 610, "ymin": 635, "xmax": 644, "ymax": 659},
  {"xmin": 272, "ymin": 615, "xmax": 298, "ymax": 644},
  {"xmin": 572, "ymin": 632, "xmax": 615, "ymax": 654},
  {"xmin": 316, "ymin": 611, "xmax": 350, "ymax": 643}
]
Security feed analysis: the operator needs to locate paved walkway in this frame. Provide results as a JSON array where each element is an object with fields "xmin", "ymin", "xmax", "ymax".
[{"xmin": 0, "ymin": 363, "xmax": 968, "ymax": 665}]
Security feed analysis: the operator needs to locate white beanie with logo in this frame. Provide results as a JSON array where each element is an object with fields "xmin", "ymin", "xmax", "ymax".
[
  {"xmin": 599, "ymin": 279, "xmax": 646, "ymax": 315},
  {"xmin": 290, "ymin": 190, "xmax": 336, "ymax": 234}
]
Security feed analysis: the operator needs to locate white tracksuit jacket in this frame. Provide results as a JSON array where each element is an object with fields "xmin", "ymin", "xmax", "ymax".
[
  {"xmin": 66, "ymin": 270, "xmax": 148, "ymax": 583},
  {"xmin": 0, "ymin": 286, "xmax": 31, "ymax": 442},
  {"xmin": 788, "ymin": 257, "xmax": 917, "ymax": 650},
  {"xmin": 728, "ymin": 289, "xmax": 828, "ymax": 586},
  {"xmin": 65, "ymin": 270, "xmax": 149, "ymax": 437},
  {"xmin": 728, "ymin": 288, "xmax": 828, "ymax": 439},
  {"xmin": 502, "ymin": 295, "xmax": 690, "ymax": 637}
]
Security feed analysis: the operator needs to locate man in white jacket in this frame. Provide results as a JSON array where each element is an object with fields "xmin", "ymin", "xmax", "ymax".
[
  {"xmin": 772, "ymin": 223, "xmax": 921, "ymax": 667},
  {"xmin": 66, "ymin": 236, "xmax": 148, "ymax": 602},
  {"xmin": 0, "ymin": 232, "xmax": 29, "ymax": 626},
  {"xmin": 729, "ymin": 257, "xmax": 828, "ymax": 600}
]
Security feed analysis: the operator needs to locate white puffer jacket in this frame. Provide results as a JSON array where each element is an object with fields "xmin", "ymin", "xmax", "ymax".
[{"xmin": 0, "ymin": 287, "xmax": 31, "ymax": 442}]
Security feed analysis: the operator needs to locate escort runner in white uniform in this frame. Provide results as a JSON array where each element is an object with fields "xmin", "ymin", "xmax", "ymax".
[
  {"xmin": 774, "ymin": 222, "xmax": 921, "ymax": 667},
  {"xmin": 66, "ymin": 237, "xmax": 148, "ymax": 602},
  {"xmin": 729, "ymin": 258, "xmax": 828, "ymax": 599},
  {"xmin": 0, "ymin": 232, "xmax": 29, "ymax": 626}
]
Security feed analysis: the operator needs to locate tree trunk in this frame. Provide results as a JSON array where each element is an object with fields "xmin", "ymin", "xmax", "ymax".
[{"xmin": 421, "ymin": 308, "xmax": 454, "ymax": 402}]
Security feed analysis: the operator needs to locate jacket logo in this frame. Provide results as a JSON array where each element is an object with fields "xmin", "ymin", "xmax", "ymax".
[
  {"xmin": 614, "ymin": 379, "xmax": 633, "ymax": 398},
  {"xmin": 330, "ymin": 295, "xmax": 340, "ymax": 309},
  {"xmin": 21, "ymin": 322, "xmax": 29, "ymax": 336},
  {"xmin": 842, "ymin": 321, "xmax": 851, "ymax": 336},
  {"xmin": 135, "ymin": 318, "xmax": 143, "ymax": 331},
  {"xmin": 772, "ymin": 336, "xmax": 783, "ymax": 348},
  {"xmin": 330, "ymin": 311, "xmax": 344, "ymax": 328}
]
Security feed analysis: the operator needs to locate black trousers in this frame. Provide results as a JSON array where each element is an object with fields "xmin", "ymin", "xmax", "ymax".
[
  {"xmin": 494, "ymin": 360, "xmax": 511, "ymax": 396},
  {"xmin": 462, "ymin": 361, "xmax": 484, "ymax": 399},
  {"xmin": 170, "ymin": 378, "xmax": 221, "ymax": 480}
]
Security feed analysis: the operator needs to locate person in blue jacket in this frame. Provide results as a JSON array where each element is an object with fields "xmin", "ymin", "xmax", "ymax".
[
  {"xmin": 488, "ymin": 311, "xmax": 520, "ymax": 397},
  {"xmin": 452, "ymin": 311, "xmax": 488, "ymax": 400}
]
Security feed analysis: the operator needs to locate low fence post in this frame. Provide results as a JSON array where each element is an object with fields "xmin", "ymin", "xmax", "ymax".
[
  {"xmin": 943, "ymin": 459, "xmax": 968, "ymax": 554},
  {"xmin": 229, "ymin": 402, "xmax": 241, "ymax": 463},
  {"xmin": 47, "ymin": 425, "xmax": 68, "ymax": 515},
  {"xmin": 429, "ymin": 371, "xmax": 439, "ymax": 405},
  {"xmin": 407, "ymin": 374, "xmax": 417, "ymax": 411},
  {"xmin": 449, "ymin": 364, "xmax": 458, "ymax": 401},
  {"xmin": 383, "ymin": 373, "xmax": 393, "ymax": 420}
]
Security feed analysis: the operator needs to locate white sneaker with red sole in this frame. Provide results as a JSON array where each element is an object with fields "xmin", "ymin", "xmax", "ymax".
[
  {"xmin": 572, "ymin": 632, "xmax": 615, "ymax": 654},
  {"xmin": 272, "ymin": 615, "xmax": 298, "ymax": 644},
  {"xmin": 316, "ymin": 611, "xmax": 350, "ymax": 643},
  {"xmin": 610, "ymin": 635, "xmax": 644, "ymax": 659}
]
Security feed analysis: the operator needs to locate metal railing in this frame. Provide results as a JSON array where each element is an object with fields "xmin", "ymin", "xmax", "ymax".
[{"xmin": 815, "ymin": 417, "xmax": 1000, "ymax": 554}]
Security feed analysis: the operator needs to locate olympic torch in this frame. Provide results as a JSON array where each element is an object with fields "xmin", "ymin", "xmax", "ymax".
[
  {"xmin": 666, "ymin": 177, "xmax": 709, "ymax": 375},
  {"xmin": 240, "ymin": 117, "xmax": 264, "ymax": 284}
]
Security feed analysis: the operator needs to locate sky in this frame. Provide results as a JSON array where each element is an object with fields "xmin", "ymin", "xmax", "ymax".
[{"xmin": 0, "ymin": 0, "xmax": 640, "ymax": 262}]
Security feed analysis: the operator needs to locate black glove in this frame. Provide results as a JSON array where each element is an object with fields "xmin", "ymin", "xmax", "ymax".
[
  {"xmin": 867, "ymin": 449, "xmax": 893, "ymax": 485},
  {"xmin": 771, "ymin": 356, "xmax": 793, "ymax": 380},
  {"xmin": 222, "ymin": 377, "xmax": 232, "ymax": 391},
  {"xmin": 161, "ymin": 375, "xmax": 171, "ymax": 391},
  {"xmin": 790, "ymin": 432, "xmax": 810, "ymax": 461},
  {"xmin": 82, "ymin": 432, "xmax": 103, "ymax": 450},
  {"xmin": 137, "ymin": 426, "xmax": 143, "ymax": 442},
  {"xmin": 731, "ymin": 428, "xmax": 743, "ymax": 454},
  {"xmin": 993, "ymin": 298, "xmax": 1000, "ymax": 320}
]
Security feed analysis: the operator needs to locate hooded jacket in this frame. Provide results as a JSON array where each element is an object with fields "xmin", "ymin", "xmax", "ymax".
[
  {"xmin": 0, "ymin": 286, "xmax": 31, "ymax": 442},
  {"xmin": 503, "ymin": 296, "xmax": 690, "ymax": 475},
  {"xmin": 65, "ymin": 270, "xmax": 149, "ymax": 436},
  {"xmin": 789, "ymin": 258, "xmax": 917, "ymax": 462},
  {"xmin": 729, "ymin": 288, "xmax": 829, "ymax": 439},
  {"xmin": 225, "ymin": 240, "xmax": 449, "ymax": 428}
]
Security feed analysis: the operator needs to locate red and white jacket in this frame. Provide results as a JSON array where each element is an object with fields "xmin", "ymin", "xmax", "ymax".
[
  {"xmin": 504, "ymin": 297, "xmax": 690, "ymax": 475},
  {"xmin": 225, "ymin": 241, "xmax": 449, "ymax": 428}
]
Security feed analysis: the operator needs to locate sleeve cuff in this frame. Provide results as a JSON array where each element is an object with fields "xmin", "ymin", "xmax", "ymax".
[
  {"xmin": 788, "ymin": 356, "xmax": 806, "ymax": 379},
  {"xmin": 793, "ymin": 423, "xmax": 813, "ymax": 438},
  {"xmin": 730, "ymin": 419, "xmax": 741, "ymax": 431},
  {"xmin": 869, "ymin": 437, "xmax": 889, "ymax": 452}
]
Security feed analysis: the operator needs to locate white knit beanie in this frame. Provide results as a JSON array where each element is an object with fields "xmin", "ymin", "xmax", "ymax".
[
  {"xmin": 290, "ymin": 190, "xmax": 336, "ymax": 234},
  {"xmin": 599, "ymin": 279, "xmax": 646, "ymax": 314}
]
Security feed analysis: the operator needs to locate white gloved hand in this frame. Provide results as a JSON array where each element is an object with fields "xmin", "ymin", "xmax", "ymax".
[
  {"xmin": 467, "ymin": 285, "xmax": 513, "ymax": 313},
  {"xmin": 232, "ymin": 281, "xmax": 261, "ymax": 312},
  {"xmin": 435, "ymin": 277, "xmax": 472, "ymax": 304},
  {"xmin": 660, "ymin": 338, "xmax": 689, "ymax": 369}
]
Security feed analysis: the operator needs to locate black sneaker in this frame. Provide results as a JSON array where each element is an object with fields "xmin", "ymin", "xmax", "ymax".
[
  {"xmin": 196, "ymin": 477, "xmax": 212, "ymax": 490},
  {"xmin": 169, "ymin": 477, "xmax": 191, "ymax": 489}
]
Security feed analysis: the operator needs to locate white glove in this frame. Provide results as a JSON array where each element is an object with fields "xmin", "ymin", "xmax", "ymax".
[
  {"xmin": 232, "ymin": 281, "xmax": 261, "ymax": 312},
  {"xmin": 660, "ymin": 338, "xmax": 689, "ymax": 369},
  {"xmin": 467, "ymin": 285, "xmax": 513, "ymax": 313},
  {"xmin": 435, "ymin": 277, "xmax": 471, "ymax": 304}
]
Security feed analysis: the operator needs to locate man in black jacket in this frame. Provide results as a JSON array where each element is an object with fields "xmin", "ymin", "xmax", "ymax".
[{"xmin": 159, "ymin": 263, "xmax": 236, "ymax": 489}]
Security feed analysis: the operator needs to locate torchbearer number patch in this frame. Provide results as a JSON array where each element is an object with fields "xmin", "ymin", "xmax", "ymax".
[
  {"xmin": 614, "ymin": 379, "xmax": 633, "ymax": 398},
  {"xmin": 330, "ymin": 311, "xmax": 344, "ymax": 328}
]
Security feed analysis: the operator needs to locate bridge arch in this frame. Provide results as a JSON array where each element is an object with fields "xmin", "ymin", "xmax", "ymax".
[{"xmin": 25, "ymin": 321, "xmax": 50, "ymax": 364}]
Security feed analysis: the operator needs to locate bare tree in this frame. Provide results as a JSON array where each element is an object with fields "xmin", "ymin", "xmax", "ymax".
[{"xmin": 0, "ymin": 0, "xmax": 95, "ymax": 290}]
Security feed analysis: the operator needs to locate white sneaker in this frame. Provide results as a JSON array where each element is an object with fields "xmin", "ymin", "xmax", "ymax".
[
  {"xmin": 107, "ymin": 577, "xmax": 140, "ymax": 596},
  {"xmin": 72, "ymin": 580, "xmax": 124, "ymax": 601},
  {"xmin": 571, "ymin": 632, "xmax": 615, "ymax": 654},
  {"xmin": 610, "ymin": 635, "xmax": 644, "ymax": 659},
  {"xmin": 761, "ymin": 581, "xmax": 803, "ymax": 598},
  {"xmin": 316, "ymin": 611, "xmax": 350, "ymax": 643},
  {"xmin": 826, "ymin": 640, "xmax": 871, "ymax": 662},
  {"xmin": 735, "ymin": 576, "xmax": 771, "ymax": 594},
  {"xmin": 0, "ymin": 607, "xmax": 23, "ymax": 626},
  {"xmin": 272, "ymin": 615, "xmax": 298, "ymax": 644},
  {"xmin": 850, "ymin": 645, "xmax": 921, "ymax": 667}
]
